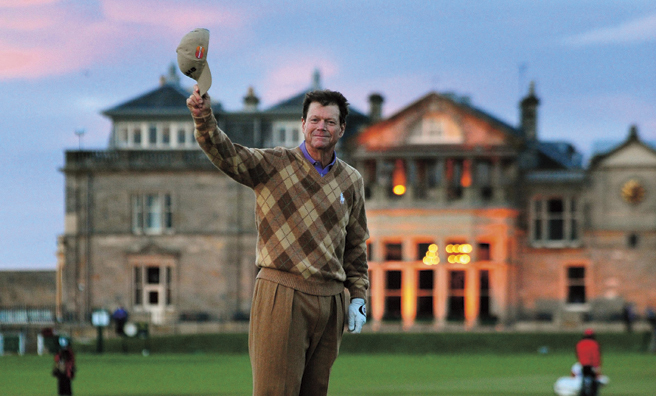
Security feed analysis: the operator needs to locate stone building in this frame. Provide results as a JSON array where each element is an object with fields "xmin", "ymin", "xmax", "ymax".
[{"xmin": 56, "ymin": 67, "xmax": 656, "ymax": 330}]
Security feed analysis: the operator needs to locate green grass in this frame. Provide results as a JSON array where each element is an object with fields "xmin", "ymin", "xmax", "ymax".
[{"xmin": 1, "ymin": 352, "xmax": 654, "ymax": 395}]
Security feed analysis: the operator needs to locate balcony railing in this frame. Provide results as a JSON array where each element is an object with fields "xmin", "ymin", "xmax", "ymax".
[{"xmin": 63, "ymin": 150, "xmax": 217, "ymax": 171}]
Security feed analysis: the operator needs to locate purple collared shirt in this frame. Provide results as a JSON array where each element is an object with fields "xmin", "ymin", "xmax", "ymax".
[{"xmin": 300, "ymin": 142, "xmax": 336, "ymax": 177}]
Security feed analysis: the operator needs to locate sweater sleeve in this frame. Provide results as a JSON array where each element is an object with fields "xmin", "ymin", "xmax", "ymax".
[
  {"xmin": 343, "ymin": 175, "xmax": 370, "ymax": 301},
  {"xmin": 193, "ymin": 110, "xmax": 273, "ymax": 188}
]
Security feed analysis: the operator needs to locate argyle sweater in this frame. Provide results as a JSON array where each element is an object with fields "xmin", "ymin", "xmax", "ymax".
[{"xmin": 194, "ymin": 111, "xmax": 369, "ymax": 300}]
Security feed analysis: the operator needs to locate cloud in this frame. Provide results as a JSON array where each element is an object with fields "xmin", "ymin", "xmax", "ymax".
[
  {"xmin": 0, "ymin": 0, "xmax": 253, "ymax": 80},
  {"xmin": 563, "ymin": 13, "xmax": 656, "ymax": 46},
  {"xmin": 259, "ymin": 51, "xmax": 340, "ymax": 105},
  {"xmin": 100, "ymin": 0, "xmax": 247, "ymax": 32},
  {"xmin": 0, "ymin": 0, "xmax": 59, "ymax": 7}
]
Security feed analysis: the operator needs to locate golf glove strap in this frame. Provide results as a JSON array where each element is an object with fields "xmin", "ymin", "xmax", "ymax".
[{"xmin": 348, "ymin": 298, "xmax": 366, "ymax": 333}]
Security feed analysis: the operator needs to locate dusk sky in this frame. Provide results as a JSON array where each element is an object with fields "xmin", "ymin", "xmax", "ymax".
[{"xmin": 1, "ymin": 0, "xmax": 655, "ymax": 270}]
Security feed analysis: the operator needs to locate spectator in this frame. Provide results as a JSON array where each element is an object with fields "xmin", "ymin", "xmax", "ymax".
[
  {"xmin": 647, "ymin": 307, "xmax": 656, "ymax": 353},
  {"xmin": 112, "ymin": 306, "xmax": 129, "ymax": 336},
  {"xmin": 52, "ymin": 337, "xmax": 76, "ymax": 396},
  {"xmin": 622, "ymin": 303, "xmax": 635, "ymax": 333},
  {"xmin": 576, "ymin": 328, "xmax": 602, "ymax": 396}
]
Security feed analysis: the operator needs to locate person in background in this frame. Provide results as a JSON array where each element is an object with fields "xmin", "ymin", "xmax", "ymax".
[
  {"xmin": 112, "ymin": 306, "xmax": 129, "ymax": 336},
  {"xmin": 622, "ymin": 303, "xmax": 635, "ymax": 333},
  {"xmin": 52, "ymin": 337, "xmax": 76, "ymax": 396},
  {"xmin": 647, "ymin": 307, "xmax": 656, "ymax": 353},
  {"xmin": 576, "ymin": 328, "xmax": 602, "ymax": 396}
]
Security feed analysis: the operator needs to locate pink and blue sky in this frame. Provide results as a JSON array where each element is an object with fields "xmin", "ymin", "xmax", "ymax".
[{"xmin": 1, "ymin": 0, "xmax": 655, "ymax": 269}]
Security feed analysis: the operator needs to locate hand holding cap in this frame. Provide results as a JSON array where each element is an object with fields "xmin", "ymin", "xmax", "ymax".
[{"xmin": 177, "ymin": 28, "xmax": 212, "ymax": 96}]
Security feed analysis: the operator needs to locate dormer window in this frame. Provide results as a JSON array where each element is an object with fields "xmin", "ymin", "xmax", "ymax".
[
  {"xmin": 423, "ymin": 118, "xmax": 444, "ymax": 139},
  {"xmin": 271, "ymin": 121, "xmax": 303, "ymax": 147},
  {"xmin": 408, "ymin": 116, "xmax": 464, "ymax": 144},
  {"xmin": 114, "ymin": 122, "xmax": 195, "ymax": 149}
]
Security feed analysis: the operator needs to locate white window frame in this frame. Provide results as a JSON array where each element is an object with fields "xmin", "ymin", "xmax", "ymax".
[
  {"xmin": 114, "ymin": 122, "xmax": 195, "ymax": 149},
  {"xmin": 530, "ymin": 195, "xmax": 580, "ymax": 248},
  {"xmin": 132, "ymin": 193, "xmax": 173, "ymax": 235},
  {"xmin": 271, "ymin": 120, "xmax": 303, "ymax": 148}
]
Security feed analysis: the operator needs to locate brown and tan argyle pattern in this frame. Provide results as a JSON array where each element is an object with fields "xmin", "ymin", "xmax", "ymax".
[{"xmin": 194, "ymin": 113, "xmax": 369, "ymax": 300}]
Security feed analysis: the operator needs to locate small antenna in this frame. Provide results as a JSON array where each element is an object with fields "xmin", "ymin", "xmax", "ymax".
[{"xmin": 75, "ymin": 128, "xmax": 86, "ymax": 150}]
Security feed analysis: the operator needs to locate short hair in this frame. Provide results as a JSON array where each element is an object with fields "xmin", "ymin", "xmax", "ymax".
[{"xmin": 302, "ymin": 90, "xmax": 349, "ymax": 126}]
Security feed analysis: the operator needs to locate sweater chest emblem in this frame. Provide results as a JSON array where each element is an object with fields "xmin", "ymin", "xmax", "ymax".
[{"xmin": 340, "ymin": 193, "xmax": 345, "ymax": 204}]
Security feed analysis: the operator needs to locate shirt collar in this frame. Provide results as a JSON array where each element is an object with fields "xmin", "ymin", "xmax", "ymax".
[{"xmin": 299, "ymin": 142, "xmax": 337, "ymax": 177}]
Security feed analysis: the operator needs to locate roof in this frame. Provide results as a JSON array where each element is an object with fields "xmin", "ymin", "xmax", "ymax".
[
  {"xmin": 102, "ymin": 83, "xmax": 223, "ymax": 118},
  {"xmin": 265, "ymin": 89, "xmax": 368, "ymax": 121},
  {"xmin": 535, "ymin": 141, "xmax": 583, "ymax": 170},
  {"xmin": 357, "ymin": 91, "xmax": 523, "ymax": 149},
  {"xmin": 589, "ymin": 125, "xmax": 656, "ymax": 168},
  {"xmin": 525, "ymin": 169, "xmax": 586, "ymax": 184}
]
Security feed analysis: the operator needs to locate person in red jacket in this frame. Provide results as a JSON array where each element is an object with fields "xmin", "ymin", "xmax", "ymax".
[{"xmin": 576, "ymin": 328, "xmax": 601, "ymax": 396}]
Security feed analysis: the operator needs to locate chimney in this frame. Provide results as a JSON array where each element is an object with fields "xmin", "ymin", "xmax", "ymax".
[
  {"xmin": 368, "ymin": 93, "xmax": 384, "ymax": 124},
  {"xmin": 628, "ymin": 124, "xmax": 639, "ymax": 141},
  {"xmin": 520, "ymin": 81, "xmax": 539, "ymax": 141},
  {"xmin": 243, "ymin": 86, "xmax": 260, "ymax": 112}
]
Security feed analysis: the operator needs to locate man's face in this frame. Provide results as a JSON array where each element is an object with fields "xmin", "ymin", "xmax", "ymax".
[{"xmin": 302, "ymin": 102, "xmax": 345, "ymax": 153}]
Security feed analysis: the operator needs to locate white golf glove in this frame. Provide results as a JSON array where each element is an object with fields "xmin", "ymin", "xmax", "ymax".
[{"xmin": 348, "ymin": 298, "xmax": 366, "ymax": 333}]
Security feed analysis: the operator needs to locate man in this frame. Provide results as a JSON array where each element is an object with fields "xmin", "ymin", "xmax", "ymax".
[
  {"xmin": 576, "ymin": 328, "xmax": 602, "ymax": 396},
  {"xmin": 187, "ymin": 85, "xmax": 369, "ymax": 395},
  {"xmin": 52, "ymin": 337, "xmax": 76, "ymax": 396}
]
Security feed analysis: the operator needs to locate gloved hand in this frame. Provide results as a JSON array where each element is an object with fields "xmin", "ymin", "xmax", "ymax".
[{"xmin": 348, "ymin": 298, "xmax": 366, "ymax": 333}]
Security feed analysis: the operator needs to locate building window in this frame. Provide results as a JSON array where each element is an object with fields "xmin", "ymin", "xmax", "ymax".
[
  {"xmin": 628, "ymin": 233, "xmax": 639, "ymax": 248},
  {"xmin": 417, "ymin": 270, "xmax": 434, "ymax": 320},
  {"xmin": 417, "ymin": 243, "xmax": 432, "ymax": 260},
  {"xmin": 132, "ymin": 193, "xmax": 173, "ymax": 234},
  {"xmin": 114, "ymin": 122, "xmax": 194, "ymax": 149},
  {"xmin": 479, "ymin": 270, "xmax": 492, "ymax": 319},
  {"xmin": 272, "ymin": 121, "xmax": 303, "ymax": 147},
  {"xmin": 531, "ymin": 196, "xmax": 580, "ymax": 246},
  {"xmin": 149, "ymin": 124, "xmax": 158, "ymax": 145},
  {"xmin": 162, "ymin": 126, "xmax": 170, "ymax": 145},
  {"xmin": 446, "ymin": 159, "xmax": 464, "ymax": 200},
  {"xmin": 133, "ymin": 127, "xmax": 142, "ymax": 145},
  {"xmin": 448, "ymin": 270, "xmax": 466, "ymax": 320},
  {"xmin": 476, "ymin": 160, "xmax": 493, "ymax": 200},
  {"xmin": 477, "ymin": 243, "xmax": 491, "ymax": 261},
  {"xmin": 384, "ymin": 242, "xmax": 403, "ymax": 261},
  {"xmin": 384, "ymin": 270, "xmax": 402, "ymax": 321},
  {"xmin": 566, "ymin": 266, "xmax": 586, "ymax": 304},
  {"xmin": 367, "ymin": 242, "xmax": 373, "ymax": 261}
]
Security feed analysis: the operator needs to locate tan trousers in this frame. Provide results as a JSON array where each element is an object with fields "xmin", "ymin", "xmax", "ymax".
[{"xmin": 249, "ymin": 278, "xmax": 346, "ymax": 396}]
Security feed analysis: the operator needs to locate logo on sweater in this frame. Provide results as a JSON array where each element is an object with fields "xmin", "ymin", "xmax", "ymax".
[{"xmin": 340, "ymin": 193, "xmax": 345, "ymax": 204}]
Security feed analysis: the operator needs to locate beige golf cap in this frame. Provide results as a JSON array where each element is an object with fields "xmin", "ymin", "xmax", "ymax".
[{"xmin": 177, "ymin": 28, "xmax": 211, "ymax": 95}]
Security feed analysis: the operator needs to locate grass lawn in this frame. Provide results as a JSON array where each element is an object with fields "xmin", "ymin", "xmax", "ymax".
[{"xmin": 1, "ymin": 352, "xmax": 653, "ymax": 395}]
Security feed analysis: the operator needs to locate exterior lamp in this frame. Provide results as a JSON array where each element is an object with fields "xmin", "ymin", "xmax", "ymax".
[{"xmin": 422, "ymin": 243, "xmax": 440, "ymax": 265}]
